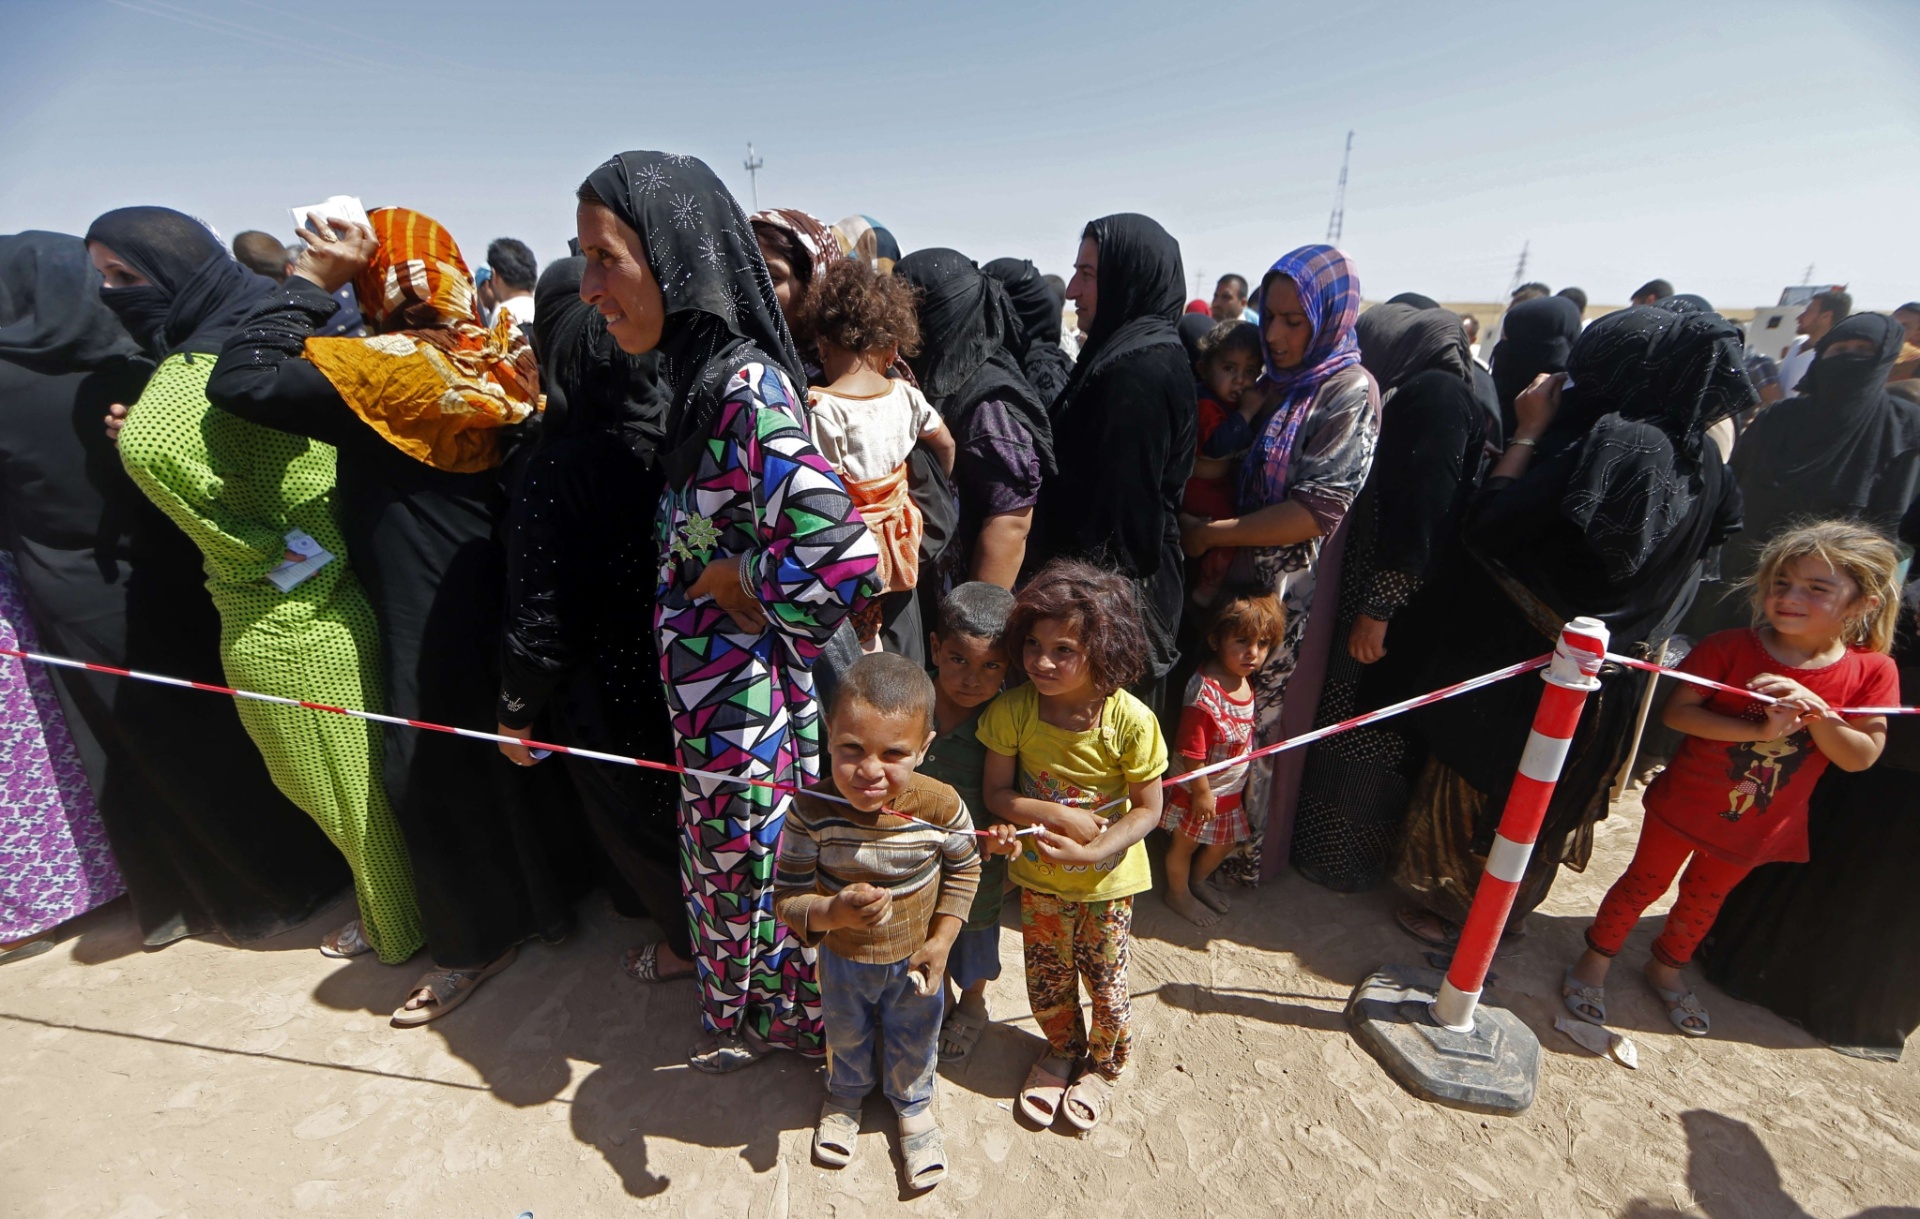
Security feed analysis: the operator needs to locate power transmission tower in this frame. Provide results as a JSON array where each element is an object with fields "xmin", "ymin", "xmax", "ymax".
[
  {"xmin": 1506, "ymin": 241, "xmax": 1530, "ymax": 297},
  {"xmin": 743, "ymin": 143, "xmax": 764, "ymax": 210},
  {"xmin": 1326, "ymin": 130, "xmax": 1353, "ymax": 244},
  {"xmin": 1801, "ymin": 263, "xmax": 1815, "ymax": 286}
]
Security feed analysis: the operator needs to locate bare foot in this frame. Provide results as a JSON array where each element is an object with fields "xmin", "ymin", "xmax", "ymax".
[
  {"xmin": 1194, "ymin": 878, "xmax": 1232, "ymax": 914},
  {"xmin": 1166, "ymin": 887, "xmax": 1222, "ymax": 927}
]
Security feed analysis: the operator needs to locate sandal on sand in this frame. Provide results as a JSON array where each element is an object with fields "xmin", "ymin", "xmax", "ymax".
[
  {"xmin": 812, "ymin": 1099, "xmax": 862, "ymax": 1168},
  {"xmin": 1562, "ymin": 966, "xmax": 1607, "ymax": 1026},
  {"xmin": 1646, "ymin": 972, "xmax": 1710, "ymax": 1037},
  {"xmin": 320, "ymin": 919, "xmax": 371, "ymax": 959},
  {"xmin": 0, "ymin": 937, "xmax": 54, "ymax": 966},
  {"xmin": 1395, "ymin": 907, "xmax": 1459, "ymax": 949},
  {"xmin": 390, "ymin": 947, "xmax": 517, "ymax": 1028},
  {"xmin": 938, "ymin": 1004, "xmax": 988, "ymax": 1062},
  {"xmin": 1017, "ymin": 1054, "xmax": 1074, "ymax": 1126},
  {"xmin": 689, "ymin": 1031, "xmax": 766, "ymax": 1074},
  {"xmin": 621, "ymin": 941, "xmax": 690, "ymax": 983},
  {"xmin": 900, "ymin": 1124, "xmax": 948, "ymax": 1191},
  {"xmin": 1062, "ymin": 1070, "xmax": 1111, "ymax": 1132}
]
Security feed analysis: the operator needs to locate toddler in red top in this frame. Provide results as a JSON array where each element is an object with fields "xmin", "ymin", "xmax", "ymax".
[
  {"xmin": 1563, "ymin": 521, "xmax": 1900, "ymax": 1038},
  {"xmin": 1160, "ymin": 587, "xmax": 1282, "ymax": 926},
  {"xmin": 1181, "ymin": 321, "xmax": 1263, "ymax": 606}
]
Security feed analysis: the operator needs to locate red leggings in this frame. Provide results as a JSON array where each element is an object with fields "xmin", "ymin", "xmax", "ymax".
[{"xmin": 1585, "ymin": 816, "xmax": 1752, "ymax": 969}]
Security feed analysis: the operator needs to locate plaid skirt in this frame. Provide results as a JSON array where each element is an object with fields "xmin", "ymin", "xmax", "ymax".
[{"xmin": 1161, "ymin": 790, "xmax": 1251, "ymax": 846}]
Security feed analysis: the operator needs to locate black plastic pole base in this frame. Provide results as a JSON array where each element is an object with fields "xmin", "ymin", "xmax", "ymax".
[{"xmin": 1346, "ymin": 964, "xmax": 1539, "ymax": 1115}]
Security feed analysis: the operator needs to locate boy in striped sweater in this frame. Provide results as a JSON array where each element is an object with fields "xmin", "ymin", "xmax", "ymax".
[{"xmin": 775, "ymin": 653, "xmax": 982, "ymax": 1192}]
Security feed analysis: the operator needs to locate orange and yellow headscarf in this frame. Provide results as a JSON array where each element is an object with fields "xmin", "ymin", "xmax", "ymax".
[{"xmin": 303, "ymin": 207, "xmax": 541, "ymax": 473}]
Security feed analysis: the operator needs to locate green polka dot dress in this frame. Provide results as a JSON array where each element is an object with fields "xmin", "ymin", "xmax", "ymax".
[{"xmin": 118, "ymin": 354, "xmax": 422, "ymax": 963}]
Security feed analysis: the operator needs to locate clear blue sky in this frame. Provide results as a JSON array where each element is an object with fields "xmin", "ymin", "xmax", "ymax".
[{"xmin": 4, "ymin": 0, "xmax": 1917, "ymax": 309}]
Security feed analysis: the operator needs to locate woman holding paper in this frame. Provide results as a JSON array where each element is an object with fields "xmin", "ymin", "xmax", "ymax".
[{"xmin": 86, "ymin": 205, "xmax": 422, "ymax": 965}]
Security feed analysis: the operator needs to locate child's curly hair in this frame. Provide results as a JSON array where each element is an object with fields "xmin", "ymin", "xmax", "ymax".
[
  {"xmin": 1743, "ymin": 519, "xmax": 1902, "ymax": 654},
  {"xmin": 1003, "ymin": 559, "xmax": 1148, "ymax": 695},
  {"xmin": 801, "ymin": 258, "xmax": 921, "ymax": 358},
  {"xmin": 1207, "ymin": 584, "xmax": 1285, "ymax": 651},
  {"xmin": 1197, "ymin": 319, "xmax": 1262, "ymax": 366}
]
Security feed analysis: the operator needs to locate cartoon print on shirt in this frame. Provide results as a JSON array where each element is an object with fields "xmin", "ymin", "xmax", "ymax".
[{"xmin": 1721, "ymin": 732, "xmax": 1808, "ymax": 822}]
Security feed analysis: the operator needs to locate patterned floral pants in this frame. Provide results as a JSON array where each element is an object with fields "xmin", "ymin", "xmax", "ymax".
[{"xmin": 1020, "ymin": 889, "xmax": 1134, "ymax": 1081}]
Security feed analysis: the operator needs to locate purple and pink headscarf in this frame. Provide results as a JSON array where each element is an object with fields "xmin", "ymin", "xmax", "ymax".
[{"xmin": 1240, "ymin": 244, "xmax": 1362, "ymax": 510}]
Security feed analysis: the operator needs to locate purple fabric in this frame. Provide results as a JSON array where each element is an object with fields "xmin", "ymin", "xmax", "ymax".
[
  {"xmin": 958, "ymin": 397, "xmax": 1043, "ymax": 522},
  {"xmin": 1241, "ymin": 245, "xmax": 1363, "ymax": 512},
  {"xmin": 0, "ymin": 555, "xmax": 122, "ymax": 939}
]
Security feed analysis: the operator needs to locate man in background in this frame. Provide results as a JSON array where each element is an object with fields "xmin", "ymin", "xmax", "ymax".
[
  {"xmin": 1211, "ymin": 273, "xmax": 1252, "ymax": 324},
  {"xmin": 1510, "ymin": 281, "xmax": 1550, "ymax": 304},
  {"xmin": 1630, "ymin": 278, "xmax": 1674, "ymax": 306},
  {"xmin": 1556, "ymin": 286, "xmax": 1588, "ymax": 316},
  {"xmin": 1778, "ymin": 289, "xmax": 1851, "ymax": 395},
  {"xmin": 479, "ymin": 237, "xmax": 539, "ymax": 328}
]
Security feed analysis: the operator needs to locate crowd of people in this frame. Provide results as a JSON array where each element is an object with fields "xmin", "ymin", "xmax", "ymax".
[{"xmin": 4, "ymin": 147, "xmax": 1920, "ymax": 1190}]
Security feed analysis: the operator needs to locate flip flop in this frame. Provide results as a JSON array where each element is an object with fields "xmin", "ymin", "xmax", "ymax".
[
  {"xmin": 1017, "ymin": 1054, "xmax": 1074, "ymax": 1127},
  {"xmin": 0, "ymin": 938, "xmax": 53, "ymax": 966},
  {"xmin": 1061, "ymin": 1069, "xmax": 1111, "ymax": 1132},
  {"xmin": 1562, "ymin": 966, "xmax": 1607, "ymax": 1026},
  {"xmin": 1395, "ymin": 907, "xmax": 1459, "ymax": 949},
  {"xmin": 938, "ymin": 1004, "xmax": 988, "ymax": 1062},
  {"xmin": 389, "ymin": 947, "xmax": 517, "ymax": 1028},
  {"xmin": 1646, "ymin": 971, "xmax": 1710, "ymax": 1037},
  {"xmin": 899, "ymin": 1124, "xmax": 948, "ymax": 1191},
  {"xmin": 319, "ymin": 919, "xmax": 371, "ymax": 959},
  {"xmin": 812, "ymin": 1099, "xmax": 862, "ymax": 1168},
  {"xmin": 621, "ymin": 941, "xmax": 692, "ymax": 983},
  {"xmin": 689, "ymin": 1032, "xmax": 765, "ymax": 1074}
]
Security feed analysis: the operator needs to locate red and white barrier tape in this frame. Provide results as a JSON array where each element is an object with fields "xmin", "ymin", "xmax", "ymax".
[
  {"xmin": 1088, "ymin": 653, "xmax": 1554, "ymax": 814},
  {"xmin": 1605, "ymin": 651, "xmax": 1917, "ymax": 717}
]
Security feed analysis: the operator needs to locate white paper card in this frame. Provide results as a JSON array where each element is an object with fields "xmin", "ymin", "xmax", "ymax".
[
  {"xmin": 266, "ymin": 529, "xmax": 334, "ymax": 593},
  {"xmin": 289, "ymin": 195, "xmax": 370, "ymax": 238}
]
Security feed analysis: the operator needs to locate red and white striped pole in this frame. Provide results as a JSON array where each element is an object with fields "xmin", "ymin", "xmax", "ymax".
[{"xmin": 1430, "ymin": 616, "xmax": 1609, "ymax": 1032}]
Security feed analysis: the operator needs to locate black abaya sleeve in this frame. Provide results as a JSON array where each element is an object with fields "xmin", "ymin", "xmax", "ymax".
[
  {"xmin": 1038, "ymin": 347, "xmax": 1193, "ymax": 580},
  {"xmin": 1369, "ymin": 372, "xmax": 1482, "ymax": 585},
  {"xmin": 205, "ymin": 278, "xmax": 367, "ymax": 450},
  {"xmin": 497, "ymin": 441, "xmax": 590, "ymax": 730}
]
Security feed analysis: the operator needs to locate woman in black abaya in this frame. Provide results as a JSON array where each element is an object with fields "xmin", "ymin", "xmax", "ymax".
[
  {"xmin": 0, "ymin": 229, "xmax": 348, "ymax": 949},
  {"xmin": 983, "ymin": 257, "xmax": 1076, "ymax": 406},
  {"xmin": 1291, "ymin": 302, "xmax": 1485, "ymax": 891},
  {"xmin": 1488, "ymin": 294, "xmax": 1583, "ymax": 443},
  {"xmin": 1034, "ymin": 215, "xmax": 1195, "ymax": 709},
  {"xmin": 496, "ymin": 255, "xmax": 693, "ymax": 983},
  {"xmin": 894, "ymin": 248, "xmax": 1055, "ymax": 590}
]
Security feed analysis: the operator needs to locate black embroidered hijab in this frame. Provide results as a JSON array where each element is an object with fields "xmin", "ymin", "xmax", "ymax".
[
  {"xmin": 1052, "ymin": 214, "xmax": 1183, "ymax": 414},
  {"xmin": 0, "ymin": 231, "xmax": 143, "ymax": 373},
  {"xmin": 580, "ymin": 151, "xmax": 805, "ymax": 485},
  {"xmin": 1742, "ymin": 312, "xmax": 1920, "ymax": 518},
  {"xmin": 1489, "ymin": 294, "xmax": 1583, "ymax": 429},
  {"xmin": 83, "ymin": 206, "xmax": 274, "ymax": 359},
  {"xmin": 530, "ymin": 254, "xmax": 669, "ymax": 463},
  {"xmin": 1556, "ymin": 304, "xmax": 1757, "ymax": 581},
  {"xmin": 1355, "ymin": 301, "xmax": 1472, "ymax": 394},
  {"xmin": 895, "ymin": 248, "xmax": 1056, "ymax": 476}
]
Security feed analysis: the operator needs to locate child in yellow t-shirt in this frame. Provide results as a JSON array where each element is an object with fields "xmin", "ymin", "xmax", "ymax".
[{"xmin": 980, "ymin": 560, "xmax": 1167, "ymax": 1135}]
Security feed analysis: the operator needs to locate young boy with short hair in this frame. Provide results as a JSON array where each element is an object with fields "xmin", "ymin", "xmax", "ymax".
[
  {"xmin": 918, "ymin": 582, "xmax": 1017, "ymax": 1062},
  {"xmin": 774, "ymin": 653, "xmax": 982, "ymax": 1193}
]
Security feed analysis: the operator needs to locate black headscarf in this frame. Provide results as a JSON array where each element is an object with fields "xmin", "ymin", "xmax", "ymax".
[
  {"xmin": 1177, "ymin": 311, "xmax": 1213, "ymax": 367},
  {"xmin": 529, "ymin": 254, "xmax": 669, "ymax": 463},
  {"xmin": 580, "ymin": 151, "xmax": 804, "ymax": 486},
  {"xmin": 894, "ymin": 248, "xmax": 1055, "ymax": 476},
  {"xmin": 0, "ymin": 231, "xmax": 143, "ymax": 373},
  {"xmin": 1557, "ymin": 304, "xmax": 1757, "ymax": 581},
  {"xmin": 1490, "ymin": 294, "xmax": 1583, "ymax": 431},
  {"xmin": 1387, "ymin": 291, "xmax": 1441, "ymax": 311},
  {"xmin": 1656, "ymin": 293, "xmax": 1715, "ymax": 315},
  {"xmin": 83, "ymin": 207, "xmax": 274, "ymax": 359},
  {"xmin": 1053, "ymin": 214, "xmax": 1183, "ymax": 414},
  {"xmin": 982, "ymin": 256, "xmax": 1075, "ymax": 406},
  {"xmin": 1743, "ymin": 313, "xmax": 1920, "ymax": 515},
  {"xmin": 1355, "ymin": 301, "xmax": 1472, "ymax": 394}
]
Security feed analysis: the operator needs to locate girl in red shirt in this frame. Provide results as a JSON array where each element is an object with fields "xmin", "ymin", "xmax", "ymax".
[{"xmin": 1563, "ymin": 520, "xmax": 1901, "ymax": 1036}]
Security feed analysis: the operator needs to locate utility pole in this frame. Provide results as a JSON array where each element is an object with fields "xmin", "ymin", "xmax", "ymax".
[
  {"xmin": 1801, "ymin": 263, "xmax": 1815, "ymax": 286},
  {"xmin": 1506, "ymin": 241, "xmax": 1530, "ymax": 297},
  {"xmin": 1326, "ymin": 130, "xmax": 1353, "ymax": 245},
  {"xmin": 743, "ymin": 143, "xmax": 764, "ymax": 211}
]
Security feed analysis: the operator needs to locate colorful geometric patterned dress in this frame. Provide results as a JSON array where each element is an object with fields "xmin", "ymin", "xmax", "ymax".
[
  {"xmin": 118, "ymin": 354, "xmax": 423, "ymax": 963},
  {"xmin": 655, "ymin": 361, "xmax": 879, "ymax": 1053},
  {"xmin": 0, "ymin": 551, "xmax": 124, "ymax": 941}
]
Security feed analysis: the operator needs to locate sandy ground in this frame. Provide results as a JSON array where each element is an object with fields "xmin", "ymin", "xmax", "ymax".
[{"xmin": 5, "ymin": 786, "xmax": 1919, "ymax": 1219}]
